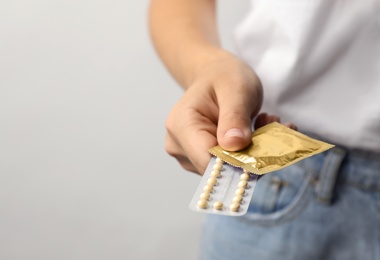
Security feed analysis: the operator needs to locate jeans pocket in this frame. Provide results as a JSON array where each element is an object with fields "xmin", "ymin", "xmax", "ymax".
[{"xmin": 240, "ymin": 164, "xmax": 313, "ymax": 226}]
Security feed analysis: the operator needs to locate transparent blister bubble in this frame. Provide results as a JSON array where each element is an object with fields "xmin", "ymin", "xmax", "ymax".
[{"xmin": 189, "ymin": 156, "xmax": 258, "ymax": 216}]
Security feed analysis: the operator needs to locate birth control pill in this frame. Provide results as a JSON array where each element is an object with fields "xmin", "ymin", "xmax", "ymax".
[
  {"xmin": 235, "ymin": 187, "xmax": 245, "ymax": 195},
  {"xmin": 189, "ymin": 156, "xmax": 259, "ymax": 216},
  {"xmin": 213, "ymin": 201, "xmax": 223, "ymax": 210},
  {"xmin": 200, "ymin": 192, "xmax": 210, "ymax": 200},
  {"xmin": 210, "ymin": 170, "xmax": 221, "ymax": 178},
  {"xmin": 238, "ymin": 180, "xmax": 248, "ymax": 188},
  {"xmin": 232, "ymin": 195, "xmax": 243, "ymax": 203},
  {"xmin": 203, "ymin": 184, "xmax": 214, "ymax": 192},
  {"xmin": 229, "ymin": 202, "xmax": 240, "ymax": 212},
  {"xmin": 240, "ymin": 173, "xmax": 250, "ymax": 181},
  {"xmin": 207, "ymin": 177, "xmax": 217, "ymax": 186},
  {"xmin": 213, "ymin": 163, "xmax": 223, "ymax": 171},
  {"xmin": 197, "ymin": 199, "xmax": 208, "ymax": 209}
]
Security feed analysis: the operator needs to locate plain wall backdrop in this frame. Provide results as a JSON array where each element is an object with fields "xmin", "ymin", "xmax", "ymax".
[{"xmin": 0, "ymin": 1, "xmax": 249, "ymax": 259}]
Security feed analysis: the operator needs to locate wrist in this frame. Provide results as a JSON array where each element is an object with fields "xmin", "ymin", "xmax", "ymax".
[{"xmin": 178, "ymin": 45, "xmax": 231, "ymax": 88}]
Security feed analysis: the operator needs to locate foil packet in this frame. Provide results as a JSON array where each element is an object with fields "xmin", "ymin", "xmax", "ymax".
[
  {"xmin": 190, "ymin": 122, "xmax": 334, "ymax": 216},
  {"xmin": 208, "ymin": 122, "xmax": 335, "ymax": 175}
]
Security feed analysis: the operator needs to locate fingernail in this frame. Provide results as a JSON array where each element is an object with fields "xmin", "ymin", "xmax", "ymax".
[{"xmin": 224, "ymin": 128, "xmax": 245, "ymax": 138}]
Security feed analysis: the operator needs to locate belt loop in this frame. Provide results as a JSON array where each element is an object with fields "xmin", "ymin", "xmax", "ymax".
[{"xmin": 316, "ymin": 147, "xmax": 347, "ymax": 205}]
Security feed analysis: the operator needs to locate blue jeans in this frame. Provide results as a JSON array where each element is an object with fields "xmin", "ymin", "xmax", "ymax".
[{"xmin": 199, "ymin": 145, "xmax": 380, "ymax": 260}]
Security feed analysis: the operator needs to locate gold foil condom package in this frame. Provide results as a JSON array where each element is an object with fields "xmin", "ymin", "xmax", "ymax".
[
  {"xmin": 189, "ymin": 122, "xmax": 334, "ymax": 216},
  {"xmin": 208, "ymin": 122, "xmax": 335, "ymax": 175}
]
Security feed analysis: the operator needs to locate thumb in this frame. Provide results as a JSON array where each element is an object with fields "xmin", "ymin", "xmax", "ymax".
[{"xmin": 216, "ymin": 94, "xmax": 255, "ymax": 151}]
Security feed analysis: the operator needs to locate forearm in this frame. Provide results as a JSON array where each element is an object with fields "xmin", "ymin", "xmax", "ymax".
[{"xmin": 149, "ymin": 0, "xmax": 224, "ymax": 88}]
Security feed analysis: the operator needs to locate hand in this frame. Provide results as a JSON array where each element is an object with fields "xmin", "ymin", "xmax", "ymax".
[
  {"xmin": 254, "ymin": 113, "xmax": 297, "ymax": 130},
  {"xmin": 165, "ymin": 51, "xmax": 262, "ymax": 174}
]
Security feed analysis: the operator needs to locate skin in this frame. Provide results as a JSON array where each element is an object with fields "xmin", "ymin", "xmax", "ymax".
[{"xmin": 149, "ymin": 0, "xmax": 296, "ymax": 174}]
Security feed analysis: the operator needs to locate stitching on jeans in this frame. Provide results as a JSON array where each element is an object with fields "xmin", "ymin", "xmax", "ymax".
[
  {"xmin": 240, "ymin": 184, "xmax": 314, "ymax": 227},
  {"xmin": 239, "ymin": 170, "xmax": 314, "ymax": 227},
  {"xmin": 295, "ymin": 162, "xmax": 319, "ymax": 179},
  {"xmin": 318, "ymin": 153, "xmax": 334, "ymax": 196},
  {"xmin": 317, "ymin": 148, "xmax": 346, "ymax": 202},
  {"xmin": 320, "ymin": 158, "xmax": 338, "ymax": 201}
]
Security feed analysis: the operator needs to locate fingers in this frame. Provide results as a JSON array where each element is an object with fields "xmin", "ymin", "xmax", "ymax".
[
  {"xmin": 254, "ymin": 112, "xmax": 298, "ymax": 131},
  {"xmin": 283, "ymin": 122, "xmax": 298, "ymax": 131},
  {"xmin": 164, "ymin": 54, "xmax": 264, "ymax": 173},
  {"xmin": 165, "ymin": 103, "xmax": 218, "ymax": 174},
  {"xmin": 254, "ymin": 113, "xmax": 280, "ymax": 129},
  {"xmin": 165, "ymin": 130, "xmax": 216, "ymax": 174},
  {"xmin": 217, "ymin": 110, "xmax": 253, "ymax": 152},
  {"xmin": 184, "ymin": 128, "xmax": 216, "ymax": 173},
  {"xmin": 165, "ymin": 137, "xmax": 199, "ymax": 173},
  {"xmin": 216, "ymin": 86, "xmax": 260, "ymax": 151}
]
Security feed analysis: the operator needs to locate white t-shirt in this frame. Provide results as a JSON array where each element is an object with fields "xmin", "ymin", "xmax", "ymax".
[{"xmin": 235, "ymin": 0, "xmax": 380, "ymax": 152}]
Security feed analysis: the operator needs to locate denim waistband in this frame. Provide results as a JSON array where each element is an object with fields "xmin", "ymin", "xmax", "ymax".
[
  {"xmin": 298, "ymin": 132, "xmax": 380, "ymax": 198},
  {"xmin": 336, "ymin": 147, "xmax": 380, "ymax": 191}
]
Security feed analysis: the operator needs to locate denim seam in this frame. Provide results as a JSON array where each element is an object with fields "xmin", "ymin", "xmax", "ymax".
[
  {"xmin": 295, "ymin": 162, "xmax": 319, "ymax": 180},
  {"xmin": 239, "ymin": 170, "xmax": 314, "ymax": 227},
  {"xmin": 317, "ymin": 154, "xmax": 334, "ymax": 199},
  {"xmin": 318, "ymin": 151, "xmax": 345, "ymax": 203},
  {"xmin": 240, "ymin": 185, "xmax": 314, "ymax": 227}
]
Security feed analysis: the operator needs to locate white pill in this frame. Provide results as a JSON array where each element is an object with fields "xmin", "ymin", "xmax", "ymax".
[
  {"xmin": 197, "ymin": 199, "xmax": 208, "ymax": 209},
  {"xmin": 213, "ymin": 163, "xmax": 223, "ymax": 171},
  {"xmin": 240, "ymin": 173, "xmax": 250, "ymax": 181},
  {"xmin": 213, "ymin": 201, "xmax": 223, "ymax": 210},
  {"xmin": 238, "ymin": 180, "xmax": 248, "ymax": 188},
  {"xmin": 199, "ymin": 192, "xmax": 210, "ymax": 200},
  {"xmin": 232, "ymin": 195, "xmax": 243, "ymax": 203},
  {"xmin": 203, "ymin": 184, "xmax": 214, "ymax": 192},
  {"xmin": 235, "ymin": 187, "xmax": 245, "ymax": 195},
  {"xmin": 229, "ymin": 202, "xmax": 240, "ymax": 212},
  {"xmin": 207, "ymin": 177, "xmax": 217, "ymax": 186},
  {"xmin": 210, "ymin": 170, "xmax": 221, "ymax": 178}
]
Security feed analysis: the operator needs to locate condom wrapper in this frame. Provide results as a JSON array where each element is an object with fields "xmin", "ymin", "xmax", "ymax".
[
  {"xmin": 189, "ymin": 122, "xmax": 334, "ymax": 216},
  {"xmin": 208, "ymin": 122, "xmax": 335, "ymax": 175}
]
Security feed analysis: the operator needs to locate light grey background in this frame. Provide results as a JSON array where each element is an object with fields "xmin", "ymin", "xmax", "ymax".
[{"xmin": 0, "ymin": 1, "xmax": 248, "ymax": 259}]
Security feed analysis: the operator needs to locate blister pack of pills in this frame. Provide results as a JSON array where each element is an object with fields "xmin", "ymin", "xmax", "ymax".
[
  {"xmin": 189, "ymin": 156, "xmax": 259, "ymax": 216},
  {"xmin": 189, "ymin": 122, "xmax": 335, "ymax": 216}
]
